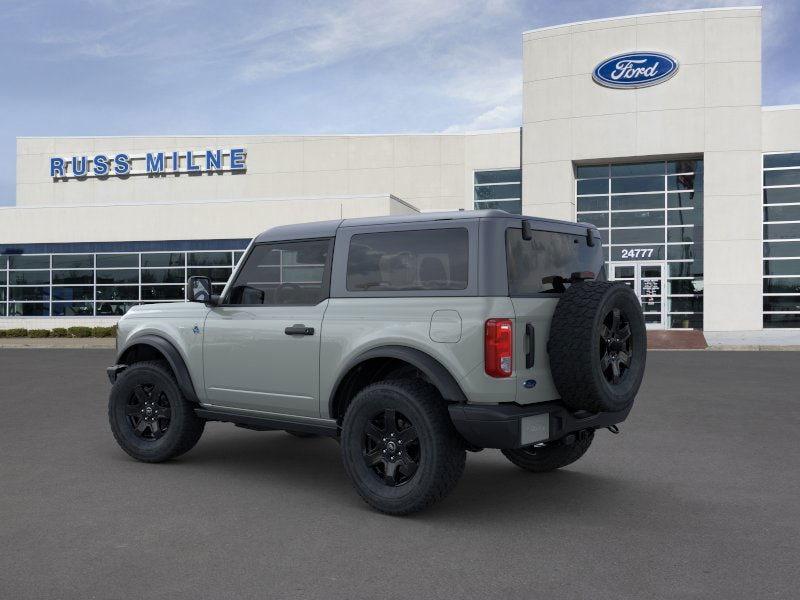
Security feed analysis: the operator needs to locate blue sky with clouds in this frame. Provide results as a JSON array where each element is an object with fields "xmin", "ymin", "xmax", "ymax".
[{"xmin": 1, "ymin": 0, "xmax": 798, "ymax": 206}]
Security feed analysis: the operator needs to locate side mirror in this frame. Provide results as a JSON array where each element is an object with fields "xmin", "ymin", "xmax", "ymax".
[{"xmin": 187, "ymin": 276, "xmax": 214, "ymax": 304}]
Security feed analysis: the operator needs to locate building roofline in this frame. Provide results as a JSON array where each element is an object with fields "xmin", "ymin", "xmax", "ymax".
[
  {"xmin": 16, "ymin": 128, "xmax": 520, "ymax": 141},
  {"xmin": 522, "ymin": 5, "xmax": 761, "ymax": 36}
]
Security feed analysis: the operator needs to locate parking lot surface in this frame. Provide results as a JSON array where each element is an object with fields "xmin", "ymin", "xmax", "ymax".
[{"xmin": 1, "ymin": 349, "xmax": 798, "ymax": 599}]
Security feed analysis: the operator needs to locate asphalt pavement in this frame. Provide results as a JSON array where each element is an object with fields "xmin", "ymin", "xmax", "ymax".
[{"xmin": 1, "ymin": 349, "xmax": 798, "ymax": 599}]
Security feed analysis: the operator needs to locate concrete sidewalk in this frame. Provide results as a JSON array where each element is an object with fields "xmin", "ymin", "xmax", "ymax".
[{"xmin": 0, "ymin": 338, "xmax": 115, "ymax": 349}]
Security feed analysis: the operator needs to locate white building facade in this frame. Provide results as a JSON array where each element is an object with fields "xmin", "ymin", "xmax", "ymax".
[{"xmin": 2, "ymin": 6, "xmax": 799, "ymax": 333}]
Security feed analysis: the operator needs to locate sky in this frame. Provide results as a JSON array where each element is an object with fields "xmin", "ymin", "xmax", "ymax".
[{"xmin": 1, "ymin": 0, "xmax": 799, "ymax": 206}]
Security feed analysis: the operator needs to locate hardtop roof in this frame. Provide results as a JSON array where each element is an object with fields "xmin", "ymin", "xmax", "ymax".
[{"xmin": 253, "ymin": 209, "xmax": 592, "ymax": 243}]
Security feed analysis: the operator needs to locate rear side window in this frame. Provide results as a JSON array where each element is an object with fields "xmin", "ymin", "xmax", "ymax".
[
  {"xmin": 346, "ymin": 228, "xmax": 468, "ymax": 292},
  {"xmin": 506, "ymin": 228, "xmax": 601, "ymax": 295},
  {"xmin": 228, "ymin": 239, "xmax": 331, "ymax": 306}
]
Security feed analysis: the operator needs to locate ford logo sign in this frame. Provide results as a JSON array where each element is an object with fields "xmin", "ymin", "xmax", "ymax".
[{"xmin": 592, "ymin": 52, "xmax": 678, "ymax": 89}]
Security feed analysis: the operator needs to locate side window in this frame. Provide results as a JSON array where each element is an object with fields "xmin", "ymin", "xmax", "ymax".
[
  {"xmin": 227, "ymin": 239, "xmax": 331, "ymax": 306},
  {"xmin": 346, "ymin": 228, "xmax": 468, "ymax": 292}
]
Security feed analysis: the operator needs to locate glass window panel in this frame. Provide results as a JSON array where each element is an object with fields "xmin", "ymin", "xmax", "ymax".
[
  {"xmin": 611, "ymin": 176, "xmax": 663, "ymax": 194},
  {"xmin": 96, "ymin": 302, "xmax": 136, "ymax": 316},
  {"xmin": 609, "ymin": 245, "xmax": 665, "ymax": 261},
  {"xmin": 187, "ymin": 267, "xmax": 232, "ymax": 282},
  {"xmin": 611, "ymin": 210, "xmax": 664, "ymax": 228},
  {"xmin": 0, "ymin": 255, "xmax": 6, "ymax": 269},
  {"xmin": 96, "ymin": 269, "xmax": 138, "ymax": 284},
  {"xmin": 282, "ymin": 266, "xmax": 326, "ymax": 283},
  {"xmin": 188, "ymin": 252, "xmax": 231, "ymax": 267},
  {"xmin": 10, "ymin": 287, "xmax": 50, "ymax": 301},
  {"xmin": 764, "ymin": 314, "xmax": 800, "ymax": 327},
  {"xmin": 763, "ymin": 188, "xmax": 800, "ymax": 205},
  {"xmin": 9, "ymin": 271, "xmax": 50, "ymax": 285},
  {"xmin": 474, "ymin": 183, "xmax": 521, "ymax": 201},
  {"xmin": 142, "ymin": 268, "xmax": 184, "ymax": 284},
  {"xmin": 96, "ymin": 254, "xmax": 138, "ymax": 268},
  {"xmin": 764, "ymin": 260, "xmax": 800, "ymax": 276},
  {"xmin": 212, "ymin": 283, "xmax": 227, "ymax": 295},
  {"xmin": 667, "ymin": 160, "xmax": 702, "ymax": 174},
  {"xmin": 670, "ymin": 314, "xmax": 703, "ymax": 329},
  {"xmin": 641, "ymin": 266, "xmax": 662, "ymax": 278},
  {"xmin": 577, "ymin": 179, "xmax": 608, "ymax": 195},
  {"xmin": 667, "ymin": 174, "xmax": 699, "ymax": 191},
  {"xmin": 611, "ymin": 194, "xmax": 664, "ymax": 210},
  {"xmin": 346, "ymin": 231, "xmax": 466, "ymax": 292},
  {"xmin": 0, "ymin": 304, "xmax": 5, "ymax": 316},
  {"xmin": 577, "ymin": 197, "xmax": 607, "ymax": 212},
  {"xmin": 0, "ymin": 271, "xmax": 6, "ymax": 285},
  {"xmin": 141, "ymin": 285, "xmax": 185, "ymax": 301},
  {"xmin": 0, "ymin": 288, "xmax": 6, "ymax": 301},
  {"xmin": 667, "ymin": 245, "xmax": 697, "ymax": 261},
  {"xmin": 575, "ymin": 165, "xmax": 608, "ymax": 179},
  {"xmin": 9, "ymin": 255, "xmax": 49, "ymax": 269},
  {"xmin": 52, "ymin": 302, "xmax": 94, "ymax": 317},
  {"xmin": 610, "ymin": 228, "xmax": 664, "ymax": 244},
  {"xmin": 610, "ymin": 162, "xmax": 664, "ymax": 176},
  {"xmin": 764, "ymin": 205, "xmax": 800, "ymax": 222},
  {"xmin": 669, "ymin": 262, "xmax": 696, "ymax": 277},
  {"xmin": 763, "ymin": 278, "xmax": 800, "ymax": 294},
  {"xmin": 474, "ymin": 199, "xmax": 522, "ymax": 214},
  {"xmin": 667, "ymin": 191, "xmax": 702, "ymax": 209},
  {"xmin": 230, "ymin": 239, "xmax": 332, "ymax": 305},
  {"xmin": 52, "ymin": 286, "xmax": 94, "ymax": 301},
  {"xmin": 763, "ymin": 296, "xmax": 800, "ymax": 312},
  {"xmin": 52, "ymin": 270, "xmax": 93, "ymax": 284},
  {"xmin": 614, "ymin": 265, "xmax": 635, "ymax": 278},
  {"xmin": 96, "ymin": 286, "xmax": 139, "ymax": 301},
  {"xmin": 764, "ymin": 170, "xmax": 800, "ymax": 187},
  {"xmin": 669, "ymin": 296, "xmax": 703, "ymax": 312},
  {"xmin": 141, "ymin": 253, "xmax": 185, "ymax": 268},
  {"xmin": 52, "ymin": 254, "xmax": 93, "ymax": 269},
  {"xmin": 764, "ymin": 223, "xmax": 800, "ymax": 240},
  {"xmin": 667, "ymin": 209, "xmax": 701, "ymax": 226},
  {"xmin": 234, "ymin": 251, "xmax": 245, "ymax": 265},
  {"xmin": 578, "ymin": 212, "xmax": 608, "ymax": 228},
  {"xmin": 765, "ymin": 153, "xmax": 800, "ymax": 168},
  {"xmin": 764, "ymin": 241, "xmax": 800, "ymax": 258},
  {"xmin": 474, "ymin": 169, "xmax": 521, "ymax": 184},
  {"xmin": 668, "ymin": 227, "xmax": 695, "ymax": 243},
  {"xmin": 669, "ymin": 279, "xmax": 704, "ymax": 295},
  {"xmin": 8, "ymin": 302, "xmax": 49, "ymax": 316}
]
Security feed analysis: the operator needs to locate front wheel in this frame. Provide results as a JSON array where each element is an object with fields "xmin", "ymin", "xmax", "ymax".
[
  {"xmin": 501, "ymin": 430, "xmax": 594, "ymax": 473},
  {"xmin": 340, "ymin": 380, "xmax": 466, "ymax": 515},
  {"xmin": 108, "ymin": 361, "xmax": 205, "ymax": 463}
]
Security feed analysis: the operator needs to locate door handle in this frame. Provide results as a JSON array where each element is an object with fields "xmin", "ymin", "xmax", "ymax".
[
  {"xmin": 285, "ymin": 324, "xmax": 314, "ymax": 336},
  {"xmin": 524, "ymin": 323, "xmax": 535, "ymax": 369}
]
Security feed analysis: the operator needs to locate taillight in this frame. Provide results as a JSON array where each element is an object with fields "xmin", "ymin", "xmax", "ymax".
[{"xmin": 485, "ymin": 319, "xmax": 513, "ymax": 378}]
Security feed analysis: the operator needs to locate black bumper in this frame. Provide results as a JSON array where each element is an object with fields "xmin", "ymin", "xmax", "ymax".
[{"xmin": 448, "ymin": 400, "xmax": 633, "ymax": 450}]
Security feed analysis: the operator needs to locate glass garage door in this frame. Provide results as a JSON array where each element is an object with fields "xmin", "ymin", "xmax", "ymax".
[{"xmin": 576, "ymin": 159, "xmax": 704, "ymax": 330}]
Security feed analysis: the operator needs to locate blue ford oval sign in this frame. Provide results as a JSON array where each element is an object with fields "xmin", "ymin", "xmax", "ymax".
[{"xmin": 592, "ymin": 52, "xmax": 678, "ymax": 89}]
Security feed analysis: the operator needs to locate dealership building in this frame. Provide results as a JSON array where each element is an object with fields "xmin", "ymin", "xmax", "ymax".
[{"xmin": 2, "ymin": 6, "xmax": 799, "ymax": 337}]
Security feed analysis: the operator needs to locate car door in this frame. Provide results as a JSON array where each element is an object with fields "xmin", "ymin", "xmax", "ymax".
[{"xmin": 202, "ymin": 238, "xmax": 333, "ymax": 418}]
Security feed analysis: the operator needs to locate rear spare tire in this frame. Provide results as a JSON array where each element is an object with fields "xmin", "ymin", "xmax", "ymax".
[{"xmin": 547, "ymin": 281, "xmax": 646, "ymax": 413}]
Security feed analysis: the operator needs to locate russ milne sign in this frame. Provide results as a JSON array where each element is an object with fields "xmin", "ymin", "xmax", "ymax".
[
  {"xmin": 50, "ymin": 148, "xmax": 246, "ymax": 179},
  {"xmin": 592, "ymin": 52, "xmax": 678, "ymax": 89}
]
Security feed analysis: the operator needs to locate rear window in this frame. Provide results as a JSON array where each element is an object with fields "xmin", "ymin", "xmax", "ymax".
[
  {"xmin": 506, "ymin": 228, "xmax": 601, "ymax": 295},
  {"xmin": 346, "ymin": 228, "xmax": 468, "ymax": 292}
]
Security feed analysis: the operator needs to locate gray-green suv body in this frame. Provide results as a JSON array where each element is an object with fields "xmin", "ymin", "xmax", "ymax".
[{"xmin": 108, "ymin": 210, "xmax": 647, "ymax": 514}]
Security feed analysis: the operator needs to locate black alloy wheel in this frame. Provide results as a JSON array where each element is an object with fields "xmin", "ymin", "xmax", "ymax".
[
  {"xmin": 599, "ymin": 307, "xmax": 632, "ymax": 385},
  {"xmin": 126, "ymin": 383, "xmax": 172, "ymax": 440},
  {"xmin": 363, "ymin": 408, "xmax": 420, "ymax": 486}
]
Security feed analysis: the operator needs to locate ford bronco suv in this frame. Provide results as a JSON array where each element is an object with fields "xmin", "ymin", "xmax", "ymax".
[{"xmin": 107, "ymin": 210, "xmax": 646, "ymax": 515}]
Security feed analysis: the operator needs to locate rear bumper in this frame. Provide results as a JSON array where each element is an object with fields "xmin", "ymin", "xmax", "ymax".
[{"xmin": 448, "ymin": 400, "xmax": 633, "ymax": 450}]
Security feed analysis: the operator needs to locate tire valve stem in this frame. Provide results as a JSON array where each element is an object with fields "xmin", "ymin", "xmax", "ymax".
[{"xmin": 607, "ymin": 425, "xmax": 620, "ymax": 435}]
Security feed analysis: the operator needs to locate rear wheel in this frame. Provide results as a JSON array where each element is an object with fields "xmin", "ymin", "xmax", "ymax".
[
  {"xmin": 108, "ymin": 361, "xmax": 205, "ymax": 463},
  {"xmin": 502, "ymin": 430, "xmax": 594, "ymax": 473},
  {"xmin": 340, "ymin": 380, "xmax": 465, "ymax": 515}
]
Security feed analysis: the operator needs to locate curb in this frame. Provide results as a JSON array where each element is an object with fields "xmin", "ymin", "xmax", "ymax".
[{"xmin": 0, "ymin": 339, "xmax": 116, "ymax": 349}]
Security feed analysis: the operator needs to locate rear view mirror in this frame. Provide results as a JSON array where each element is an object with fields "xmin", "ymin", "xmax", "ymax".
[{"xmin": 188, "ymin": 276, "xmax": 213, "ymax": 303}]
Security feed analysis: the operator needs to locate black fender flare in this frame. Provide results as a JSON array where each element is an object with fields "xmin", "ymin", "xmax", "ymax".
[
  {"xmin": 117, "ymin": 334, "xmax": 200, "ymax": 403},
  {"xmin": 328, "ymin": 345, "xmax": 467, "ymax": 418}
]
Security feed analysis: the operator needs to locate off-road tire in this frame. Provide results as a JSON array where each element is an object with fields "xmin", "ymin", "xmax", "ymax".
[
  {"xmin": 108, "ymin": 360, "xmax": 205, "ymax": 463},
  {"xmin": 340, "ymin": 380, "xmax": 466, "ymax": 515},
  {"xmin": 502, "ymin": 430, "xmax": 594, "ymax": 472},
  {"xmin": 548, "ymin": 281, "xmax": 647, "ymax": 413}
]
